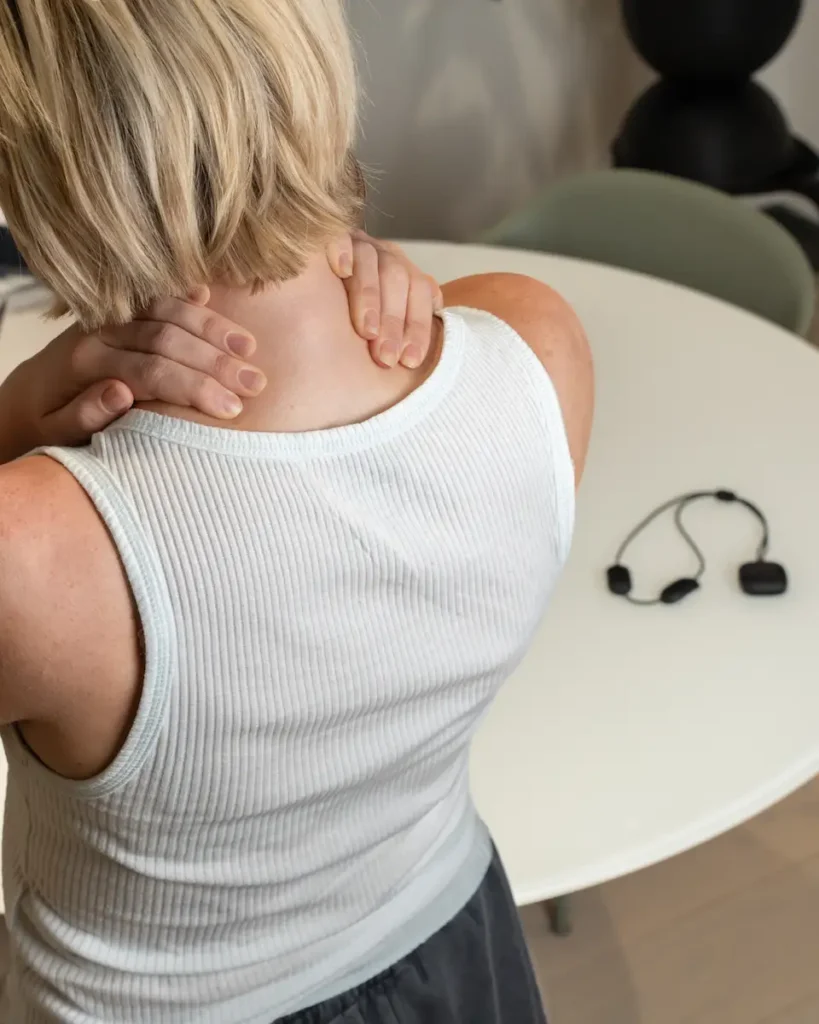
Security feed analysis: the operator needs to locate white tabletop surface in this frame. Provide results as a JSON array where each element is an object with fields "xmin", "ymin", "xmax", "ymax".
[{"xmin": 1, "ymin": 243, "xmax": 819, "ymax": 912}]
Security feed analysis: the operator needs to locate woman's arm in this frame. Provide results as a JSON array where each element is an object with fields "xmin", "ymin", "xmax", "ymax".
[
  {"xmin": 441, "ymin": 273, "xmax": 594, "ymax": 484},
  {"xmin": 0, "ymin": 235, "xmax": 440, "ymax": 464}
]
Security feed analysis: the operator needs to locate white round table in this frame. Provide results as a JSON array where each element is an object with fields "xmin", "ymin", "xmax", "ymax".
[
  {"xmin": 2, "ymin": 244, "xmax": 819, "ymax": 914},
  {"xmin": 401, "ymin": 243, "xmax": 819, "ymax": 907}
]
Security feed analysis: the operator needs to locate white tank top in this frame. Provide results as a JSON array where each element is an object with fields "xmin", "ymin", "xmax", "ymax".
[{"xmin": 1, "ymin": 307, "xmax": 574, "ymax": 1023}]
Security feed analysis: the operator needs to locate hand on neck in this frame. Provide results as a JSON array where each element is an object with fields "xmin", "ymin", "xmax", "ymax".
[{"xmin": 138, "ymin": 251, "xmax": 440, "ymax": 435}]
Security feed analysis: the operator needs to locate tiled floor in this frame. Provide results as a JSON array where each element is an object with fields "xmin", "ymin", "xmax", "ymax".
[{"xmin": 524, "ymin": 765, "xmax": 819, "ymax": 1024}]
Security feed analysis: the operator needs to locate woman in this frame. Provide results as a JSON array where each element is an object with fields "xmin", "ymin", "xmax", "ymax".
[
  {"xmin": 0, "ymin": 2, "xmax": 593, "ymax": 1022},
  {"xmin": 0, "ymin": 233, "xmax": 443, "ymax": 463}
]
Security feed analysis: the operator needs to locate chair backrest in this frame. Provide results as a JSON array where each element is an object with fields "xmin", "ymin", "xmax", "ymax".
[{"xmin": 483, "ymin": 169, "xmax": 816, "ymax": 336}]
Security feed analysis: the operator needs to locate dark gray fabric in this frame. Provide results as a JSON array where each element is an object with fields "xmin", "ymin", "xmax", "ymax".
[{"xmin": 277, "ymin": 847, "xmax": 546, "ymax": 1024}]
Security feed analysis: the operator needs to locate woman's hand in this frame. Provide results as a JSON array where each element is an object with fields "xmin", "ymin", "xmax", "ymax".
[
  {"xmin": 0, "ymin": 288, "xmax": 262, "ymax": 463},
  {"xmin": 328, "ymin": 231, "xmax": 443, "ymax": 369},
  {"xmin": 0, "ymin": 236, "xmax": 443, "ymax": 463}
]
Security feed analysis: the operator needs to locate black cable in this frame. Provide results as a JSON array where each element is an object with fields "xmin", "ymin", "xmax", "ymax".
[
  {"xmin": 672, "ymin": 496, "xmax": 708, "ymax": 579},
  {"xmin": 612, "ymin": 489, "xmax": 772, "ymax": 606},
  {"xmin": 735, "ymin": 497, "xmax": 769, "ymax": 561},
  {"xmin": 613, "ymin": 491, "xmax": 712, "ymax": 566},
  {"xmin": 613, "ymin": 491, "xmax": 709, "ymax": 604}
]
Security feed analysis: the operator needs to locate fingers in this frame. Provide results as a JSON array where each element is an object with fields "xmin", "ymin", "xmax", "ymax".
[
  {"xmin": 133, "ymin": 296, "xmax": 256, "ymax": 359},
  {"xmin": 104, "ymin": 318, "xmax": 266, "ymax": 399},
  {"xmin": 401, "ymin": 274, "xmax": 435, "ymax": 369},
  {"xmin": 327, "ymin": 234, "xmax": 354, "ymax": 279},
  {"xmin": 345, "ymin": 234, "xmax": 441, "ymax": 370},
  {"xmin": 352, "ymin": 230, "xmax": 403, "ymax": 258},
  {"xmin": 91, "ymin": 348, "xmax": 246, "ymax": 420},
  {"xmin": 73, "ymin": 297, "xmax": 267, "ymax": 419},
  {"xmin": 39, "ymin": 380, "xmax": 135, "ymax": 446},
  {"xmin": 345, "ymin": 237, "xmax": 381, "ymax": 345},
  {"xmin": 373, "ymin": 252, "xmax": 410, "ymax": 368}
]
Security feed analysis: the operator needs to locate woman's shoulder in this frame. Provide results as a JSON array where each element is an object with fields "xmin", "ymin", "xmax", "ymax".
[
  {"xmin": 0, "ymin": 454, "xmax": 139, "ymax": 738},
  {"xmin": 441, "ymin": 274, "xmax": 594, "ymax": 482}
]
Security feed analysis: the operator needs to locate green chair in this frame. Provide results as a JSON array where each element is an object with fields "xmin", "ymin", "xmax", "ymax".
[{"xmin": 483, "ymin": 169, "xmax": 815, "ymax": 336}]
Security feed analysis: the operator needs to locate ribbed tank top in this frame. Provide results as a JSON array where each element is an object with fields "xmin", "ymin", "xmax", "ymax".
[{"xmin": 1, "ymin": 307, "xmax": 574, "ymax": 1023}]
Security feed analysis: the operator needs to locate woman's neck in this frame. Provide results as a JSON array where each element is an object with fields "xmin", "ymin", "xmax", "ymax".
[{"xmin": 139, "ymin": 252, "xmax": 438, "ymax": 434}]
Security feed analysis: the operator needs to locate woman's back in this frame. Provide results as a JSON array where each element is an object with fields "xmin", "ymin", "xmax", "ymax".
[
  {"xmin": 0, "ymin": 3, "xmax": 591, "ymax": 1019},
  {"xmin": 1, "ymin": 306, "xmax": 575, "ymax": 1021}
]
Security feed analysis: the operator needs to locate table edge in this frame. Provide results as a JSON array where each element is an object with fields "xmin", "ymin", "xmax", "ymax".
[{"xmin": 508, "ymin": 748, "xmax": 819, "ymax": 906}]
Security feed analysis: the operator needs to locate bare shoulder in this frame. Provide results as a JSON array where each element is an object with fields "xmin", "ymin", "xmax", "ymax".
[
  {"xmin": 0, "ymin": 456, "xmax": 137, "ymax": 740},
  {"xmin": 441, "ymin": 273, "xmax": 594, "ymax": 481}
]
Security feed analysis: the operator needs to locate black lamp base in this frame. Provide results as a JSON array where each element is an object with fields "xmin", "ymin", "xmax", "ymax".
[
  {"xmin": 613, "ymin": 112, "xmax": 819, "ymax": 269},
  {"xmin": 614, "ymin": 0, "xmax": 819, "ymax": 268}
]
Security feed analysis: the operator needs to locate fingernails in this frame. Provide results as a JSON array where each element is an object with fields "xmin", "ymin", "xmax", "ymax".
[
  {"xmin": 226, "ymin": 332, "xmax": 254, "ymax": 358},
  {"xmin": 339, "ymin": 253, "xmax": 353, "ymax": 277},
  {"xmin": 101, "ymin": 384, "xmax": 132, "ymax": 416},
  {"xmin": 238, "ymin": 368, "xmax": 266, "ymax": 395},
  {"xmin": 222, "ymin": 394, "xmax": 243, "ymax": 418},
  {"xmin": 401, "ymin": 345, "xmax": 422, "ymax": 369},
  {"xmin": 363, "ymin": 311, "xmax": 379, "ymax": 339},
  {"xmin": 379, "ymin": 340, "xmax": 399, "ymax": 367}
]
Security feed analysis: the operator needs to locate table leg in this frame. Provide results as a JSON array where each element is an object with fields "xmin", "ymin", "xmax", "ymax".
[{"xmin": 545, "ymin": 895, "xmax": 573, "ymax": 936}]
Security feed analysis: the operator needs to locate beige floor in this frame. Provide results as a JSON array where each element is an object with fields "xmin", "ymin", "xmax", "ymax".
[{"xmin": 523, "ymin": 773, "xmax": 819, "ymax": 1024}]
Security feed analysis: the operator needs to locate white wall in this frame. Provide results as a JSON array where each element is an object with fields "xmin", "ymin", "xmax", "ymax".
[
  {"xmin": 350, "ymin": 1, "xmax": 819, "ymax": 242},
  {"xmin": 761, "ymin": 1, "xmax": 819, "ymax": 149},
  {"xmin": 349, "ymin": 0, "xmax": 641, "ymax": 240}
]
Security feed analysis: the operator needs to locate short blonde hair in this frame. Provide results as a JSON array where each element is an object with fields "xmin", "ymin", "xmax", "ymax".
[{"xmin": 0, "ymin": 0, "xmax": 361, "ymax": 327}]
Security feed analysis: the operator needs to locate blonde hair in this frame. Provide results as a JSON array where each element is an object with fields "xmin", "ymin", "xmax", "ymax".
[{"xmin": 0, "ymin": 0, "xmax": 361, "ymax": 327}]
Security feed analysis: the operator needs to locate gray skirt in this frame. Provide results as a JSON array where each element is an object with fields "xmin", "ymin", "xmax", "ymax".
[{"xmin": 276, "ymin": 846, "xmax": 547, "ymax": 1024}]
